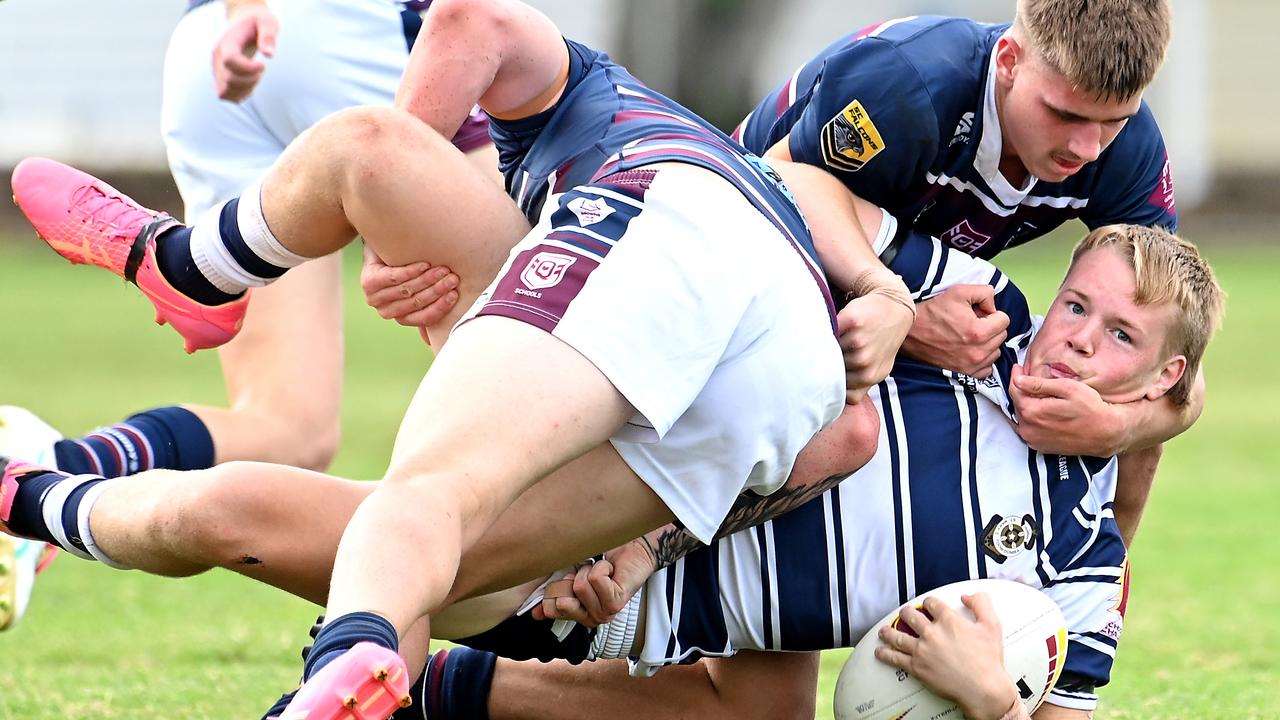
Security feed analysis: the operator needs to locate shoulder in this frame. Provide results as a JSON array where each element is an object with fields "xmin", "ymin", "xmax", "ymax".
[{"xmin": 1082, "ymin": 101, "xmax": 1177, "ymax": 226}]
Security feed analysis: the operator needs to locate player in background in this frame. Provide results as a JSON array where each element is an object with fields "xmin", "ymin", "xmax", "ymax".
[
  {"xmin": 0, "ymin": 0, "xmax": 479, "ymax": 631},
  {"xmin": 7, "ymin": 0, "xmax": 919, "ymax": 714},
  {"xmin": 733, "ymin": 0, "xmax": 1185, "ymax": 547},
  {"xmin": 398, "ymin": 222, "xmax": 1223, "ymax": 720}
]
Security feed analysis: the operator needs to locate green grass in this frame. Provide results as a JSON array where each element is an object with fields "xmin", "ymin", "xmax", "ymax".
[{"xmin": 1, "ymin": 234, "xmax": 1277, "ymax": 718}]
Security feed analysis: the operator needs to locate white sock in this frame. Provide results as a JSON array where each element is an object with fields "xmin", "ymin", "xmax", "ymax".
[
  {"xmin": 76, "ymin": 481, "xmax": 131, "ymax": 570},
  {"xmin": 189, "ymin": 180, "xmax": 308, "ymax": 293}
]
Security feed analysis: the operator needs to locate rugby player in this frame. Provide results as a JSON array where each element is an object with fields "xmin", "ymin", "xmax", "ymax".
[
  {"xmin": 0, "ymin": 0, "xmax": 486, "ymax": 631},
  {"xmin": 7, "ymin": 0, "xmax": 921, "ymax": 714},
  {"xmin": 398, "ymin": 221, "xmax": 1224, "ymax": 720},
  {"xmin": 736, "ymin": 0, "xmax": 1186, "ymax": 546}
]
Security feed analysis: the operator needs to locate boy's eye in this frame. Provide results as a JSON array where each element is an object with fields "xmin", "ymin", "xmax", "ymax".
[
  {"xmin": 1114, "ymin": 329, "xmax": 1132, "ymax": 344},
  {"xmin": 1068, "ymin": 301, "xmax": 1084, "ymax": 315}
]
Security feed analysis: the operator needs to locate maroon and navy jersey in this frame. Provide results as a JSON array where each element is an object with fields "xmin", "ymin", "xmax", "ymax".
[
  {"xmin": 734, "ymin": 16, "xmax": 1177, "ymax": 259},
  {"xmin": 489, "ymin": 39, "xmax": 835, "ymax": 323}
]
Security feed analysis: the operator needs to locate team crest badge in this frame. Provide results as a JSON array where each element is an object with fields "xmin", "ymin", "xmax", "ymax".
[
  {"xmin": 981, "ymin": 514, "xmax": 1037, "ymax": 563},
  {"xmin": 520, "ymin": 251, "xmax": 578, "ymax": 290},
  {"xmin": 566, "ymin": 196, "xmax": 615, "ymax": 227},
  {"xmin": 820, "ymin": 99, "xmax": 886, "ymax": 171}
]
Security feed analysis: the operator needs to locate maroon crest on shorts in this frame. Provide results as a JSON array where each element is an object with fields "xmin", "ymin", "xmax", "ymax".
[
  {"xmin": 478, "ymin": 245, "xmax": 600, "ymax": 332},
  {"xmin": 520, "ymin": 251, "xmax": 578, "ymax": 290}
]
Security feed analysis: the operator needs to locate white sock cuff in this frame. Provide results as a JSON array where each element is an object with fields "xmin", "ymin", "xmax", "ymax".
[
  {"xmin": 39, "ymin": 475, "xmax": 99, "ymax": 562},
  {"xmin": 76, "ymin": 481, "xmax": 132, "ymax": 570},
  {"xmin": 190, "ymin": 200, "xmax": 259, "ymax": 293},
  {"xmin": 238, "ymin": 179, "xmax": 309, "ymax": 269}
]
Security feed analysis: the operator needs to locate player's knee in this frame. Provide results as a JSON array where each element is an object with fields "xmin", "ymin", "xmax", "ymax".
[
  {"xmin": 381, "ymin": 466, "xmax": 502, "ymax": 533},
  {"xmin": 148, "ymin": 463, "xmax": 266, "ymax": 567},
  {"xmin": 271, "ymin": 414, "xmax": 340, "ymax": 472},
  {"xmin": 227, "ymin": 400, "xmax": 341, "ymax": 472},
  {"xmin": 321, "ymin": 106, "xmax": 417, "ymax": 165}
]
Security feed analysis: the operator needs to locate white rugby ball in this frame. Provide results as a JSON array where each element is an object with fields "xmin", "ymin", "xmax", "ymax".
[{"xmin": 833, "ymin": 579, "xmax": 1067, "ymax": 720}]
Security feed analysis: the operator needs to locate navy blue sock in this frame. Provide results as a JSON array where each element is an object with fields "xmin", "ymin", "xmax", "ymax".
[
  {"xmin": 54, "ymin": 406, "xmax": 215, "ymax": 477},
  {"xmin": 259, "ymin": 689, "xmax": 298, "ymax": 720},
  {"xmin": 154, "ymin": 223, "xmax": 244, "ymax": 305},
  {"xmin": 304, "ymin": 612, "xmax": 400, "ymax": 681},
  {"xmin": 410, "ymin": 647, "xmax": 497, "ymax": 720},
  {"xmin": 7, "ymin": 470, "xmax": 69, "ymax": 543},
  {"xmin": 7, "ymin": 468, "xmax": 106, "ymax": 562}
]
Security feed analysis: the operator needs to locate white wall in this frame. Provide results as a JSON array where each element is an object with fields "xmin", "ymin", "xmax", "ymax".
[
  {"xmin": 0, "ymin": 0, "xmax": 618, "ymax": 168},
  {"xmin": 0, "ymin": 0, "xmax": 183, "ymax": 167}
]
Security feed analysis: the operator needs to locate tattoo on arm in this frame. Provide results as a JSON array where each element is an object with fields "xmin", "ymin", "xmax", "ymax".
[{"xmin": 642, "ymin": 471, "xmax": 849, "ymax": 569}]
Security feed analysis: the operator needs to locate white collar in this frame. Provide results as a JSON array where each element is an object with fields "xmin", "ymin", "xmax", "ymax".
[{"xmin": 974, "ymin": 34, "xmax": 1037, "ymax": 206}]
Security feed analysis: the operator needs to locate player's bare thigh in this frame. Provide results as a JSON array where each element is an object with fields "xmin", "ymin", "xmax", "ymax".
[{"xmin": 262, "ymin": 106, "xmax": 528, "ymax": 340}]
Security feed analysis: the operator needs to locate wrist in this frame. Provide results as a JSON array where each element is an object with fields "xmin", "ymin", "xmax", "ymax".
[
  {"xmin": 634, "ymin": 533, "xmax": 664, "ymax": 571},
  {"xmin": 962, "ymin": 680, "xmax": 1023, "ymax": 720},
  {"xmin": 996, "ymin": 694, "xmax": 1032, "ymax": 720},
  {"xmin": 847, "ymin": 268, "xmax": 915, "ymax": 318}
]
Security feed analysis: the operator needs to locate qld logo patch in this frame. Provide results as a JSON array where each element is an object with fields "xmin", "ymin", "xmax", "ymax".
[
  {"xmin": 941, "ymin": 219, "xmax": 993, "ymax": 253},
  {"xmin": 520, "ymin": 251, "xmax": 578, "ymax": 290},
  {"xmin": 821, "ymin": 99, "xmax": 886, "ymax": 171},
  {"xmin": 566, "ymin": 196, "xmax": 615, "ymax": 227}
]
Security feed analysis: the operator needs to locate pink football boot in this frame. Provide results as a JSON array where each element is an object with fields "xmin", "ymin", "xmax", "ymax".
[
  {"xmin": 278, "ymin": 643, "xmax": 413, "ymax": 720},
  {"xmin": 11, "ymin": 157, "xmax": 248, "ymax": 352}
]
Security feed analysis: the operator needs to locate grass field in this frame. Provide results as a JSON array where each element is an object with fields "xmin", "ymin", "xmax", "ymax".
[{"xmin": 0, "ymin": 231, "xmax": 1276, "ymax": 719}]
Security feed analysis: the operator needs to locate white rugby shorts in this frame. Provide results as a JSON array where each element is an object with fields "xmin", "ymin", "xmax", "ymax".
[
  {"xmin": 161, "ymin": 0, "xmax": 427, "ymax": 220},
  {"xmin": 459, "ymin": 163, "xmax": 845, "ymax": 542}
]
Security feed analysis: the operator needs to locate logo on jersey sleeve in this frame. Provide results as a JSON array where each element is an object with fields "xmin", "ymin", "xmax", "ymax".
[
  {"xmin": 982, "ymin": 513, "xmax": 1037, "ymax": 563},
  {"xmin": 820, "ymin": 99, "xmax": 886, "ymax": 172},
  {"xmin": 520, "ymin": 251, "xmax": 578, "ymax": 290},
  {"xmin": 1147, "ymin": 155, "xmax": 1176, "ymax": 215},
  {"xmin": 566, "ymin": 196, "xmax": 616, "ymax": 227}
]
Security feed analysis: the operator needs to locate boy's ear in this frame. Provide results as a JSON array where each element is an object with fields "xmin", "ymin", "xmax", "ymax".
[
  {"xmin": 994, "ymin": 36, "xmax": 1022, "ymax": 85},
  {"xmin": 1145, "ymin": 354, "xmax": 1187, "ymax": 401}
]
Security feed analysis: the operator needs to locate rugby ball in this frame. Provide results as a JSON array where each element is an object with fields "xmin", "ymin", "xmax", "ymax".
[{"xmin": 833, "ymin": 579, "xmax": 1067, "ymax": 720}]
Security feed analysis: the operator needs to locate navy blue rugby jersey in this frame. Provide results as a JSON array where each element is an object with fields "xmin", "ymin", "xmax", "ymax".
[
  {"xmin": 487, "ymin": 39, "xmax": 834, "ymax": 322},
  {"xmin": 634, "ymin": 229, "xmax": 1127, "ymax": 711},
  {"xmin": 734, "ymin": 16, "xmax": 1177, "ymax": 260}
]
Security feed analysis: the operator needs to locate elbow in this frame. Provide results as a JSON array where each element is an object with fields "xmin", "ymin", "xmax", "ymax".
[{"xmin": 426, "ymin": 0, "xmax": 516, "ymax": 42}]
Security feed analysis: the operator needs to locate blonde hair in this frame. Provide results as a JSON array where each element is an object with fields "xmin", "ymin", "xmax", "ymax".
[
  {"xmin": 1067, "ymin": 225, "xmax": 1224, "ymax": 405},
  {"xmin": 1013, "ymin": 0, "xmax": 1172, "ymax": 101}
]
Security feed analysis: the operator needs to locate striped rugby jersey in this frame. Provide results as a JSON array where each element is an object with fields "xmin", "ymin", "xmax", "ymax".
[
  {"xmin": 486, "ymin": 38, "xmax": 835, "ymax": 324},
  {"xmin": 734, "ymin": 16, "xmax": 1176, "ymax": 260},
  {"xmin": 633, "ymin": 229, "xmax": 1129, "ymax": 712}
]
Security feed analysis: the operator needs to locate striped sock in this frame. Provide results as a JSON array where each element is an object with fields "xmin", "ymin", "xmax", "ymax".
[
  {"xmin": 304, "ymin": 612, "xmax": 400, "ymax": 681},
  {"xmin": 413, "ymin": 647, "xmax": 497, "ymax": 720},
  {"xmin": 8, "ymin": 470, "xmax": 126, "ymax": 567},
  {"xmin": 53, "ymin": 406, "xmax": 214, "ymax": 478},
  {"xmin": 190, "ymin": 181, "xmax": 308, "ymax": 293},
  {"xmin": 155, "ymin": 180, "xmax": 308, "ymax": 301}
]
